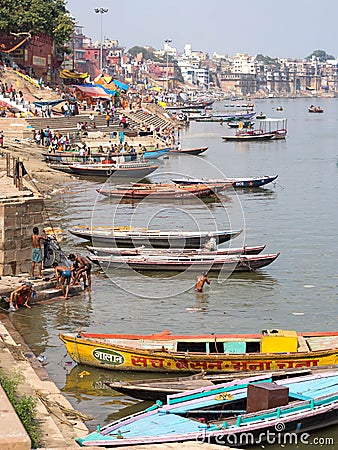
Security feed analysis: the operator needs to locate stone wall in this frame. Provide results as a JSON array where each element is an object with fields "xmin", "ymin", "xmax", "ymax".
[{"xmin": 0, "ymin": 196, "xmax": 44, "ymax": 276}]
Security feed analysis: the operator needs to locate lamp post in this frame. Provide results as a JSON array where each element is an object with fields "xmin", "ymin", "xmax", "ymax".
[
  {"xmin": 94, "ymin": 7, "xmax": 108, "ymax": 73},
  {"xmin": 164, "ymin": 39, "xmax": 172, "ymax": 91}
]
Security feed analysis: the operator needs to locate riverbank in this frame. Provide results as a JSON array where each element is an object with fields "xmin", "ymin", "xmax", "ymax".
[
  {"xmin": 0, "ymin": 315, "xmax": 239, "ymax": 450},
  {"xmin": 0, "ymin": 137, "xmax": 76, "ymax": 195}
]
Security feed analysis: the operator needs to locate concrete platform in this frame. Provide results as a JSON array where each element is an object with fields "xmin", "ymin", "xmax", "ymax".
[
  {"xmin": 0, "ymin": 269, "xmax": 83, "ymax": 310},
  {"xmin": 0, "ymin": 316, "xmax": 240, "ymax": 450}
]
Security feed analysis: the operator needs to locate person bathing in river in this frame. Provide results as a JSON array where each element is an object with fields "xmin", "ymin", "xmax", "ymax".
[
  {"xmin": 68, "ymin": 254, "xmax": 92, "ymax": 291},
  {"xmin": 52, "ymin": 263, "xmax": 72, "ymax": 299},
  {"xmin": 195, "ymin": 272, "xmax": 210, "ymax": 293},
  {"xmin": 9, "ymin": 283, "xmax": 35, "ymax": 310}
]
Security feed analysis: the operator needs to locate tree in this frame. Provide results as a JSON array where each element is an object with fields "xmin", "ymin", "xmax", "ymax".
[
  {"xmin": 128, "ymin": 46, "xmax": 162, "ymax": 62},
  {"xmin": 0, "ymin": 0, "xmax": 74, "ymax": 46},
  {"xmin": 305, "ymin": 50, "xmax": 335, "ymax": 62},
  {"xmin": 255, "ymin": 54, "xmax": 281, "ymax": 70}
]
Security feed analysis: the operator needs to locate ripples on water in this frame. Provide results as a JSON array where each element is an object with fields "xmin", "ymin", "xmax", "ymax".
[{"xmin": 10, "ymin": 98, "xmax": 338, "ymax": 446}]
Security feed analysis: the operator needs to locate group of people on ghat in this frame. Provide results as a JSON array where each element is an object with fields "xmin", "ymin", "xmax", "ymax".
[
  {"xmin": 1, "ymin": 82, "xmax": 25, "ymax": 104},
  {"xmin": 34, "ymin": 127, "xmax": 71, "ymax": 152},
  {"xmin": 7, "ymin": 227, "xmax": 92, "ymax": 311}
]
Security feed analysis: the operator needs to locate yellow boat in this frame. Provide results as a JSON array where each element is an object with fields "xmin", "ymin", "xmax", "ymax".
[{"xmin": 59, "ymin": 329, "xmax": 338, "ymax": 373}]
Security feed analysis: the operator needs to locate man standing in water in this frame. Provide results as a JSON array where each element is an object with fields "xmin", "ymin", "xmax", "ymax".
[
  {"xmin": 31, "ymin": 227, "xmax": 47, "ymax": 278},
  {"xmin": 52, "ymin": 263, "xmax": 72, "ymax": 299},
  {"xmin": 195, "ymin": 272, "xmax": 210, "ymax": 293}
]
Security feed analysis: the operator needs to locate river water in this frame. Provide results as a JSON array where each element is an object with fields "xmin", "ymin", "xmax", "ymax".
[{"xmin": 9, "ymin": 98, "xmax": 338, "ymax": 448}]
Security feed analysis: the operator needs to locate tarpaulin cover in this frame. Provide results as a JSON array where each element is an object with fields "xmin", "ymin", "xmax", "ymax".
[
  {"xmin": 94, "ymin": 75, "xmax": 113, "ymax": 85},
  {"xmin": 60, "ymin": 69, "xmax": 89, "ymax": 79},
  {"xmin": 113, "ymin": 79, "xmax": 129, "ymax": 91},
  {"xmin": 73, "ymin": 85, "xmax": 111, "ymax": 99},
  {"xmin": 33, "ymin": 99, "xmax": 66, "ymax": 107},
  {"xmin": 93, "ymin": 84, "xmax": 116, "ymax": 96}
]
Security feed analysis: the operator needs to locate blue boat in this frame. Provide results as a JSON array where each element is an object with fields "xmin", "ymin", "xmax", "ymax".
[
  {"xmin": 172, "ymin": 175, "xmax": 278, "ymax": 188},
  {"xmin": 77, "ymin": 370, "xmax": 338, "ymax": 447},
  {"xmin": 143, "ymin": 148, "xmax": 170, "ymax": 159}
]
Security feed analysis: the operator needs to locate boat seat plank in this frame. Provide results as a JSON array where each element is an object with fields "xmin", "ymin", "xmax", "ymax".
[
  {"xmin": 306, "ymin": 336, "xmax": 338, "ymax": 351},
  {"xmin": 297, "ymin": 336, "xmax": 310, "ymax": 352},
  {"xmin": 170, "ymin": 392, "xmax": 247, "ymax": 412}
]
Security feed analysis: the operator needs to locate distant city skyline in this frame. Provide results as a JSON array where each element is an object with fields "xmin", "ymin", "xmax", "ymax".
[{"xmin": 66, "ymin": 0, "xmax": 337, "ymax": 60}]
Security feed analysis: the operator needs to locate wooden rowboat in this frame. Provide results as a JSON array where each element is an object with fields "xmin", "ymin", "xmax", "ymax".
[
  {"xmin": 88, "ymin": 252, "xmax": 280, "ymax": 272},
  {"xmin": 106, "ymin": 366, "xmax": 336, "ymax": 401},
  {"xmin": 222, "ymin": 131, "xmax": 275, "ymax": 141},
  {"xmin": 96, "ymin": 182, "xmax": 227, "ymax": 199},
  {"xmin": 59, "ymin": 329, "xmax": 338, "ymax": 373},
  {"xmin": 77, "ymin": 370, "xmax": 338, "ymax": 447},
  {"xmin": 68, "ymin": 162, "xmax": 158, "ymax": 178},
  {"xmin": 86, "ymin": 244, "xmax": 267, "ymax": 257},
  {"xmin": 68, "ymin": 227, "xmax": 242, "ymax": 248},
  {"xmin": 169, "ymin": 147, "xmax": 208, "ymax": 155},
  {"xmin": 172, "ymin": 175, "xmax": 278, "ymax": 188}
]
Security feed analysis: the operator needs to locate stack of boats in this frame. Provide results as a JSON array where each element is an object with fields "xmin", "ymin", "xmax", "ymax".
[
  {"xmin": 68, "ymin": 174, "xmax": 280, "ymax": 272},
  {"xmin": 59, "ymin": 328, "xmax": 338, "ymax": 447},
  {"xmin": 42, "ymin": 144, "xmax": 210, "ymax": 178}
]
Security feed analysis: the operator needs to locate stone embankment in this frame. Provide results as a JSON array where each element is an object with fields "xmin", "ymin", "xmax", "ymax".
[{"xmin": 0, "ymin": 316, "xmax": 239, "ymax": 450}]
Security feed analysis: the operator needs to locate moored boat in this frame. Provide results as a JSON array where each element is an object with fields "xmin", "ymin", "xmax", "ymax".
[
  {"xmin": 172, "ymin": 175, "xmax": 278, "ymax": 188},
  {"xmin": 195, "ymin": 112, "xmax": 256, "ymax": 123},
  {"xmin": 106, "ymin": 366, "xmax": 335, "ymax": 401},
  {"xmin": 258, "ymin": 118, "xmax": 287, "ymax": 139},
  {"xmin": 86, "ymin": 244, "xmax": 267, "ymax": 257},
  {"xmin": 96, "ymin": 182, "xmax": 226, "ymax": 199},
  {"xmin": 76, "ymin": 369, "xmax": 338, "ymax": 447},
  {"xmin": 59, "ymin": 328, "xmax": 338, "ymax": 373},
  {"xmin": 165, "ymin": 100, "xmax": 214, "ymax": 111},
  {"xmin": 227, "ymin": 120, "xmax": 255, "ymax": 129},
  {"xmin": 88, "ymin": 252, "xmax": 280, "ymax": 272},
  {"xmin": 68, "ymin": 227, "xmax": 242, "ymax": 248},
  {"xmin": 42, "ymin": 147, "xmax": 170, "ymax": 163},
  {"xmin": 222, "ymin": 130, "xmax": 275, "ymax": 141},
  {"xmin": 68, "ymin": 162, "xmax": 159, "ymax": 178},
  {"xmin": 169, "ymin": 146, "xmax": 208, "ymax": 155}
]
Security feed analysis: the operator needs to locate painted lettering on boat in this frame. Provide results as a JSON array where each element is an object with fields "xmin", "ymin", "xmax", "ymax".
[
  {"xmin": 93, "ymin": 348, "xmax": 125, "ymax": 365},
  {"xmin": 130, "ymin": 356, "xmax": 320, "ymax": 371}
]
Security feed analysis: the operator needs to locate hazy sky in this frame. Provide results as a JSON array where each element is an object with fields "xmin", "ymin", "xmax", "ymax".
[{"xmin": 66, "ymin": 0, "xmax": 337, "ymax": 59}]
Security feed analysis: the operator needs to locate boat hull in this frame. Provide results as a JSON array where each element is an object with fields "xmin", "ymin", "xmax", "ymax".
[
  {"xmin": 42, "ymin": 148, "xmax": 170, "ymax": 162},
  {"xmin": 106, "ymin": 366, "xmax": 338, "ymax": 402},
  {"xmin": 86, "ymin": 244, "xmax": 266, "ymax": 257},
  {"xmin": 96, "ymin": 184, "xmax": 223, "ymax": 199},
  {"xmin": 77, "ymin": 402, "xmax": 338, "ymax": 447},
  {"xmin": 90, "ymin": 253, "xmax": 280, "ymax": 272},
  {"xmin": 169, "ymin": 147, "xmax": 208, "ymax": 155},
  {"xmin": 69, "ymin": 165, "xmax": 158, "ymax": 178},
  {"xmin": 68, "ymin": 229, "xmax": 242, "ymax": 248},
  {"xmin": 222, "ymin": 133, "xmax": 275, "ymax": 141},
  {"xmin": 59, "ymin": 333, "xmax": 338, "ymax": 373},
  {"xmin": 172, "ymin": 176, "xmax": 278, "ymax": 188}
]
